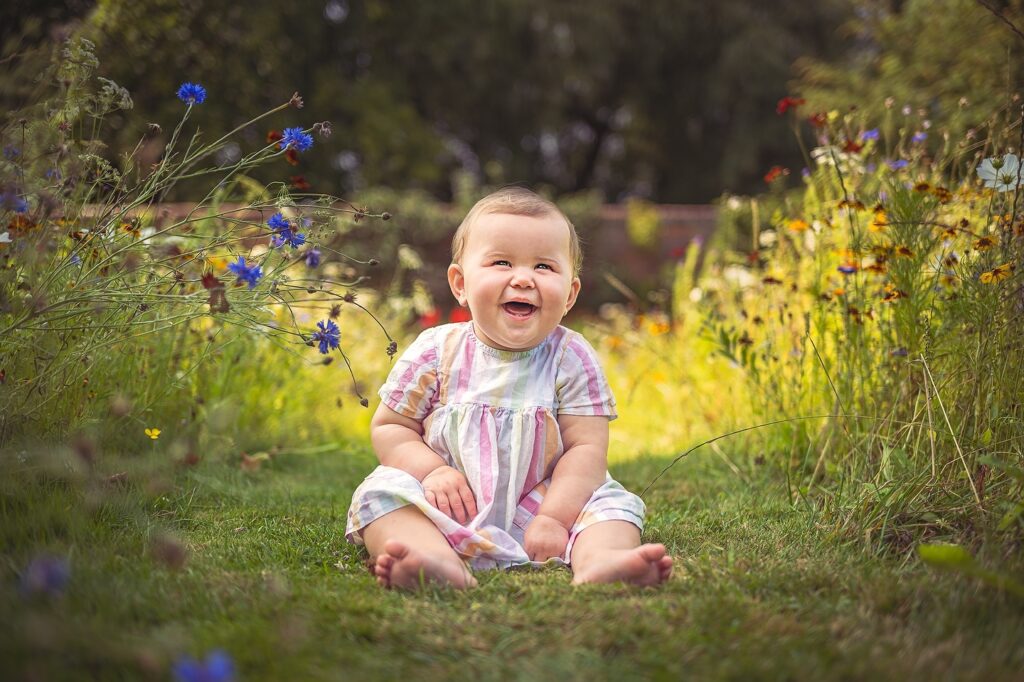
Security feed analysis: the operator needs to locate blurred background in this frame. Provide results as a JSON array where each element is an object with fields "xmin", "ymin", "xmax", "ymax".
[{"xmin": 6, "ymin": 0, "xmax": 1021, "ymax": 308}]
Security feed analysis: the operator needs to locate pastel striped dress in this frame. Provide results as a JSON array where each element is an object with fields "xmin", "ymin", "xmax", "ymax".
[{"xmin": 346, "ymin": 322, "xmax": 645, "ymax": 569}]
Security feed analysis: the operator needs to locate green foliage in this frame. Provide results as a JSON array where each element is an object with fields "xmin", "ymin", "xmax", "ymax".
[{"xmin": 0, "ymin": 38, "xmax": 393, "ymax": 447}]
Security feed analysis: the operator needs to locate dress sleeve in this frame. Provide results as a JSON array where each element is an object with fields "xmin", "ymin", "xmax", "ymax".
[
  {"xmin": 378, "ymin": 327, "xmax": 439, "ymax": 421},
  {"xmin": 555, "ymin": 331, "xmax": 617, "ymax": 420}
]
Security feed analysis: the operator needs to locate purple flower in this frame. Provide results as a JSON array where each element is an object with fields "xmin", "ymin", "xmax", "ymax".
[
  {"xmin": 1, "ymin": 189, "xmax": 28, "ymax": 213},
  {"xmin": 280, "ymin": 127, "xmax": 314, "ymax": 152},
  {"xmin": 801, "ymin": 167, "xmax": 810, "ymax": 178},
  {"xmin": 266, "ymin": 213, "xmax": 305, "ymax": 249},
  {"xmin": 311, "ymin": 319, "xmax": 340, "ymax": 354},
  {"xmin": 176, "ymin": 82, "xmax": 207, "ymax": 105},
  {"xmin": 172, "ymin": 650, "xmax": 235, "ymax": 682},
  {"xmin": 887, "ymin": 159, "xmax": 909, "ymax": 170},
  {"xmin": 911, "ymin": 132, "xmax": 927, "ymax": 143},
  {"xmin": 890, "ymin": 347, "xmax": 909, "ymax": 357},
  {"xmin": 227, "ymin": 256, "xmax": 262, "ymax": 289},
  {"xmin": 20, "ymin": 554, "xmax": 70, "ymax": 597},
  {"xmin": 859, "ymin": 128, "xmax": 880, "ymax": 141},
  {"xmin": 3, "ymin": 145, "xmax": 20, "ymax": 160},
  {"xmin": 837, "ymin": 263, "xmax": 858, "ymax": 275},
  {"xmin": 305, "ymin": 248, "xmax": 321, "ymax": 268}
]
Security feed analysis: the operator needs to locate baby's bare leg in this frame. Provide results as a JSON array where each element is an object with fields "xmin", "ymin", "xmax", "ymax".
[
  {"xmin": 569, "ymin": 521, "xmax": 672, "ymax": 586},
  {"xmin": 362, "ymin": 506, "xmax": 476, "ymax": 590}
]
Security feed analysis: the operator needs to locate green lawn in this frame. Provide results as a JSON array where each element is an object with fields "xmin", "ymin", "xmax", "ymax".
[{"xmin": 2, "ymin": 444, "xmax": 1023, "ymax": 681}]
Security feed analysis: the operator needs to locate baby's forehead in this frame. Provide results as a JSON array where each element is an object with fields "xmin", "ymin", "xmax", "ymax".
[{"xmin": 469, "ymin": 210, "xmax": 571, "ymax": 249}]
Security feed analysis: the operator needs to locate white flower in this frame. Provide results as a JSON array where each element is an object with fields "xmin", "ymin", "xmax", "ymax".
[
  {"xmin": 0, "ymin": 231, "xmax": 10, "ymax": 243},
  {"xmin": 977, "ymin": 154, "xmax": 1023, "ymax": 192}
]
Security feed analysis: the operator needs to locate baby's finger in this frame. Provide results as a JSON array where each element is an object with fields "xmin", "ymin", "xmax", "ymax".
[
  {"xmin": 459, "ymin": 486, "xmax": 478, "ymax": 519},
  {"xmin": 424, "ymin": 489, "xmax": 439, "ymax": 511},
  {"xmin": 448, "ymin": 493, "xmax": 467, "ymax": 524},
  {"xmin": 434, "ymin": 492, "xmax": 452, "ymax": 518}
]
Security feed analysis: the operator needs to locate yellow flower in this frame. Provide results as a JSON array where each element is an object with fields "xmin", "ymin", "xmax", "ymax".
[
  {"xmin": 145, "ymin": 427, "xmax": 161, "ymax": 440},
  {"xmin": 979, "ymin": 262, "xmax": 1014, "ymax": 284},
  {"xmin": 787, "ymin": 219, "xmax": 810, "ymax": 232},
  {"xmin": 647, "ymin": 320, "xmax": 671, "ymax": 336},
  {"xmin": 974, "ymin": 237, "xmax": 996, "ymax": 251},
  {"xmin": 207, "ymin": 255, "xmax": 229, "ymax": 270},
  {"xmin": 827, "ymin": 110, "xmax": 840, "ymax": 122},
  {"xmin": 869, "ymin": 209, "xmax": 888, "ymax": 232}
]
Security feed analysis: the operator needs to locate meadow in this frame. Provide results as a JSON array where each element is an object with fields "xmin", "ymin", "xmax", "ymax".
[{"xmin": 2, "ymin": 36, "xmax": 1023, "ymax": 681}]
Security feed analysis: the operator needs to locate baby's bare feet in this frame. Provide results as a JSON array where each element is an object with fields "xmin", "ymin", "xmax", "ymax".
[
  {"xmin": 373, "ymin": 539, "xmax": 477, "ymax": 590},
  {"xmin": 571, "ymin": 543, "xmax": 673, "ymax": 587}
]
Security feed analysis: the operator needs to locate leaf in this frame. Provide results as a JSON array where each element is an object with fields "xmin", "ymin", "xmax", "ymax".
[{"xmin": 917, "ymin": 543, "xmax": 974, "ymax": 569}]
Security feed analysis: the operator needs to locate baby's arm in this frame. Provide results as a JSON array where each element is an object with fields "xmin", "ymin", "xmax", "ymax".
[
  {"xmin": 370, "ymin": 403, "xmax": 478, "ymax": 523},
  {"xmin": 524, "ymin": 414, "xmax": 608, "ymax": 560}
]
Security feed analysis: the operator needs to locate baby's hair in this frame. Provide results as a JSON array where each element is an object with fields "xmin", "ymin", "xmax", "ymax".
[{"xmin": 451, "ymin": 186, "xmax": 583, "ymax": 276}]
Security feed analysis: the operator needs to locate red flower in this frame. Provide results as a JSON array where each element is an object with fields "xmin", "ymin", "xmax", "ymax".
[
  {"xmin": 284, "ymin": 149, "xmax": 300, "ymax": 166},
  {"xmin": 807, "ymin": 112, "xmax": 828, "ymax": 128},
  {"xmin": 669, "ymin": 246, "xmax": 686, "ymax": 259},
  {"xmin": 842, "ymin": 139, "xmax": 863, "ymax": 154},
  {"xmin": 289, "ymin": 175, "xmax": 311, "ymax": 191},
  {"xmin": 448, "ymin": 307, "xmax": 472, "ymax": 323},
  {"xmin": 266, "ymin": 130, "xmax": 283, "ymax": 144},
  {"xmin": 763, "ymin": 165, "xmax": 790, "ymax": 183},
  {"xmin": 776, "ymin": 97, "xmax": 806, "ymax": 115},
  {"xmin": 418, "ymin": 308, "xmax": 441, "ymax": 328}
]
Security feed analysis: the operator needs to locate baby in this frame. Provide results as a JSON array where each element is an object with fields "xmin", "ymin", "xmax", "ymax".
[{"xmin": 345, "ymin": 187, "xmax": 672, "ymax": 589}]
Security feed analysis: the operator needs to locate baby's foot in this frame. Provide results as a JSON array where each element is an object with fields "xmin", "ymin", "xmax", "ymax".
[
  {"xmin": 373, "ymin": 539, "xmax": 477, "ymax": 590},
  {"xmin": 571, "ymin": 543, "xmax": 673, "ymax": 587}
]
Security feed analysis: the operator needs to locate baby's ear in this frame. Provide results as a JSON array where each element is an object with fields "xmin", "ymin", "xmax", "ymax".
[
  {"xmin": 563, "ymin": 276, "xmax": 581, "ymax": 315},
  {"xmin": 447, "ymin": 263, "xmax": 468, "ymax": 306}
]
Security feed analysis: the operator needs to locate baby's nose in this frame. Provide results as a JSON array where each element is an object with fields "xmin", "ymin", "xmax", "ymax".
[{"xmin": 510, "ymin": 269, "xmax": 535, "ymax": 287}]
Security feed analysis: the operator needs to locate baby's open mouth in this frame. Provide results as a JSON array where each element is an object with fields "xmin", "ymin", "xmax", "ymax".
[{"xmin": 502, "ymin": 301, "xmax": 536, "ymax": 318}]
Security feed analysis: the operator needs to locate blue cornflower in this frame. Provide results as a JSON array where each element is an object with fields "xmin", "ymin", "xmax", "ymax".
[
  {"xmin": 837, "ymin": 263, "xmax": 858, "ymax": 275},
  {"xmin": 1, "ymin": 189, "xmax": 28, "ymax": 213},
  {"xmin": 20, "ymin": 554, "xmax": 70, "ymax": 598},
  {"xmin": 3, "ymin": 145, "xmax": 20, "ymax": 160},
  {"xmin": 887, "ymin": 159, "xmax": 909, "ymax": 170},
  {"xmin": 889, "ymin": 347, "xmax": 909, "ymax": 357},
  {"xmin": 911, "ymin": 132, "xmax": 927, "ymax": 143},
  {"xmin": 45, "ymin": 168, "xmax": 62, "ymax": 181},
  {"xmin": 172, "ymin": 650, "xmax": 235, "ymax": 682},
  {"xmin": 267, "ymin": 213, "xmax": 290, "ymax": 231},
  {"xmin": 280, "ymin": 127, "xmax": 314, "ymax": 152},
  {"xmin": 176, "ymin": 82, "xmax": 207, "ymax": 105},
  {"xmin": 859, "ymin": 128, "xmax": 880, "ymax": 141},
  {"xmin": 70, "ymin": 254, "xmax": 82, "ymax": 266},
  {"xmin": 227, "ymin": 256, "xmax": 262, "ymax": 289},
  {"xmin": 311, "ymin": 319, "xmax": 341, "ymax": 354},
  {"xmin": 305, "ymin": 248, "xmax": 321, "ymax": 268}
]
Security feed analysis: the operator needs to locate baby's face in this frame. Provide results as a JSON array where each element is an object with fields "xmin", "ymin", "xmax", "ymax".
[{"xmin": 447, "ymin": 211, "xmax": 580, "ymax": 351}]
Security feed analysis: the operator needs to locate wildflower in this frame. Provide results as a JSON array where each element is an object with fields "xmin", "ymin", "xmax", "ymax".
[
  {"xmin": 882, "ymin": 283, "xmax": 908, "ymax": 302},
  {"xmin": 787, "ymin": 219, "xmax": 809, "ymax": 232},
  {"xmin": 280, "ymin": 127, "xmax": 314, "ymax": 152},
  {"xmin": 837, "ymin": 199, "xmax": 866, "ymax": 211},
  {"xmin": 145, "ymin": 427, "xmax": 161, "ymax": 440},
  {"xmin": 976, "ymin": 154, "xmax": 1022, "ymax": 192},
  {"xmin": 776, "ymin": 96, "xmax": 805, "ymax": 114},
  {"xmin": 807, "ymin": 112, "xmax": 827, "ymax": 128},
  {"xmin": 979, "ymin": 262, "xmax": 1015, "ymax": 284},
  {"xmin": 176, "ymin": 82, "xmax": 207, "ymax": 105},
  {"xmin": 266, "ymin": 130, "xmax": 283, "ymax": 145},
  {"xmin": 763, "ymin": 166, "xmax": 789, "ymax": 183},
  {"xmin": 70, "ymin": 253, "xmax": 82, "ymax": 266},
  {"xmin": 859, "ymin": 128, "xmax": 880, "ymax": 141},
  {"xmin": 311, "ymin": 319, "xmax": 341, "ymax": 354},
  {"xmin": 449, "ymin": 307, "xmax": 472, "ymax": 323},
  {"xmin": 911, "ymin": 132, "xmax": 927, "ymax": 143},
  {"xmin": 20, "ymin": 554, "xmax": 70, "ymax": 597},
  {"xmin": 289, "ymin": 175, "xmax": 311, "ymax": 191},
  {"xmin": 838, "ymin": 262, "xmax": 858, "ymax": 275},
  {"xmin": 1, "ymin": 189, "xmax": 28, "ymax": 213},
  {"xmin": 890, "ymin": 348, "xmax": 909, "ymax": 357},
  {"xmin": 305, "ymin": 248, "xmax": 321, "ymax": 268},
  {"xmin": 419, "ymin": 308, "xmax": 441, "ymax": 328},
  {"xmin": 887, "ymin": 159, "xmax": 909, "ymax": 170},
  {"xmin": 832, "ymin": 288, "xmax": 846, "ymax": 297},
  {"xmin": 227, "ymin": 256, "xmax": 262, "ymax": 289},
  {"xmin": 313, "ymin": 121, "xmax": 333, "ymax": 138},
  {"xmin": 974, "ymin": 236, "xmax": 996, "ymax": 251},
  {"xmin": 172, "ymin": 650, "xmax": 235, "ymax": 682},
  {"xmin": 870, "ymin": 209, "xmax": 888, "ymax": 232},
  {"xmin": 894, "ymin": 246, "xmax": 914, "ymax": 258},
  {"xmin": 842, "ymin": 139, "xmax": 863, "ymax": 154},
  {"xmin": 329, "ymin": 304, "xmax": 342, "ymax": 319}
]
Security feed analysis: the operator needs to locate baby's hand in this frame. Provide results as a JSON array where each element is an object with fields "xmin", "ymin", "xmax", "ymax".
[
  {"xmin": 524, "ymin": 514, "xmax": 570, "ymax": 562},
  {"xmin": 422, "ymin": 465, "xmax": 478, "ymax": 524}
]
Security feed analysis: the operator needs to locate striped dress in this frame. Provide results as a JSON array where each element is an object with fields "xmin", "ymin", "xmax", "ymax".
[{"xmin": 346, "ymin": 322, "xmax": 645, "ymax": 569}]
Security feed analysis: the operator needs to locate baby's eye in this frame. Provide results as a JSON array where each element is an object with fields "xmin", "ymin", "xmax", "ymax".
[
  {"xmin": 492, "ymin": 259, "xmax": 511, "ymax": 267},
  {"xmin": 536, "ymin": 263, "xmax": 553, "ymax": 270}
]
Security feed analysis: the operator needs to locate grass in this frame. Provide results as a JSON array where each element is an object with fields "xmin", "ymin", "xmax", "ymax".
[{"xmin": 3, "ymin": 440, "xmax": 1023, "ymax": 681}]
